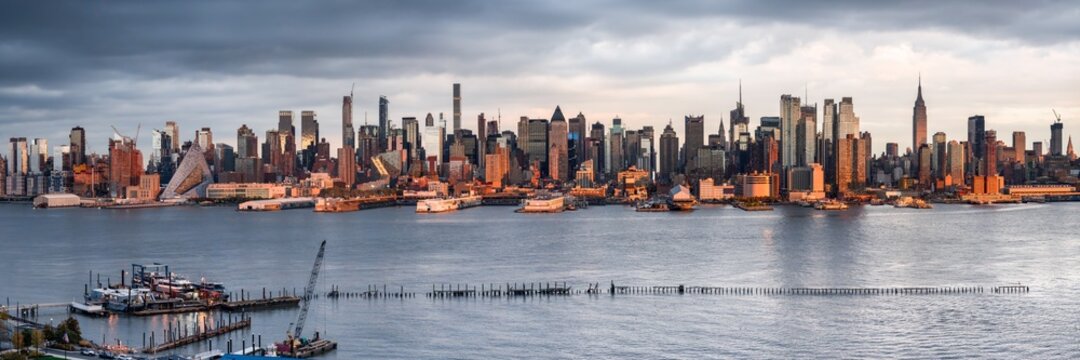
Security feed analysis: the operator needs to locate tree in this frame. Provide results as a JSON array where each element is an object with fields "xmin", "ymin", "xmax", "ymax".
[
  {"xmin": 29, "ymin": 330, "xmax": 43, "ymax": 349},
  {"xmin": 56, "ymin": 316, "xmax": 82, "ymax": 344},
  {"xmin": 11, "ymin": 329, "xmax": 24, "ymax": 350}
]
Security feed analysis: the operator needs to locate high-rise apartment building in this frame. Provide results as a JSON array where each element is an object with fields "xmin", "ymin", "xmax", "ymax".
[
  {"xmin": 1050, "ymin": 120, "xmax": 1063, "ymax": 156},
  {"xmin": 343, "ymin": 93, "xmax": 355, "ymax": 149},
  {"xmin": 452, "ymin": 83, "xmax": 462, "ymax": 136},
  {"xmin": 780, "ymin": 95, "xmax": 801, "ymax": 171},
  {"xmin": 378, "ymin": 96, "xmax": 389, "ymax": 152}
]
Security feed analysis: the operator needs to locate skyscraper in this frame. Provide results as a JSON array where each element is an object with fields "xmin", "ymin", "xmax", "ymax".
[
  {"xmin": 659, "ymin": 122, "xmax": 679, "ymax": 184},
  {"xmin": 300, "ymin": 111, "xmax": 319, "ymax": 150},
  {"xmin": 452, "ymin": 83, "xmax": 461, "ymax": 136},
  {"xmin": 917, "ymin": 144, "xmax": 931, "ymax": 186},
  {"xmin": 836, "ymin": 97, "xmax": 859, "ymax": 140},
  {"xmin": 343, "ymin": 93, "xmax": 355, "ymax": 149},
  {"xmin": 337, "ymin": 146, "xmax": 356, "ymax": 187},
  {"xmin": 278, "ymin": 111, "xmax": 294, "ymax": 161},
  {"xmin": 947, "ymin": 140, "xmax": 964, "ymax": 183},
  {"xmin": 797, "ymin": 105, "xmax": 816, "ymax": 167},
  {"xmin": 822, "ymin": 99, "xmax": 837, "ymax": 184},
  {"xmin": 477, "ymin": 113, "xmax": 486, "ymax": 170},
  {"xmin": 683, "ymin": 115, "xmax": 704, "ymax": 172},
  {"xmin": 780, "ymin": 95, "xmax": 801, "ymax": 172},
  {"xmin": 548, "ymin": 106, "xmax": 569, "ymax": 182},
  {"xmin": 237, "ymin": 124, "xmax": 258, "ymax": 158},
  {"xmin": 984, "ymin": 130, "xmax": 997, "ymax": 176},
  {"xmin": 402, "ymin": 116, "xmax": 420, "ymax": 163},
  {"xmin": 165, "ymin": 121, "xmax": 180, "ymax": 154},
  {"xmin": 967, "ymin": 115, "xmax": 985, "ymax": 173},
  {"xmin": 526, "ymin": 118, "xmax": 549, "ymax": 175},
  {"xmin": 422, "ymin": 113, "xmax": 445, "ymax": 173},
  {"xmin": 196, "ymin": 128, "xmax": 213, "ymax": 152},
  {"xmin": 589, "ymin": 121, "xmax": 606, "ymax": 177},
  {"xmin": 1050, "ymin": 120, "xmax": 1063, "ymax": 156},
  {"xmin": 608, "ymin": 117, "xmax": 624, "ymax": 175},
  {"xmin": 932, "ymin": 132, "xmax": 946, "ymax": 179},
  {"xmin": 378, "ymin": 96, "xmax": 389, "ymax": 152},
  {"xmin": 913, "ymin": 76, "xmax": 928, "ymax": 152},
  {"xmin": 1012, "ymin": 131, "xmax": 1026, "ymax": 163},
  {"xmin": 69, "ymin": 126, "xmax": 86, "ymax": 168},
  {"xmin": 730, "ymin": 82, "xmax": 750, "ymax": 153},
  {"xmin": 569, "ymin": 112, "xmax": 586, "ymax": 172}
]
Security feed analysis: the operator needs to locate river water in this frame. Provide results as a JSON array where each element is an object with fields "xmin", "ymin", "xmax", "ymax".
[{"xmin": 1, "ymin": 202, "xmax": 1078, "ymax": 358}]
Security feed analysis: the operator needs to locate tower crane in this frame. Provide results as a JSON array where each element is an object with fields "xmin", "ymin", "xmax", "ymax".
[
  {"xmin": 1053, "ymin": 109, "xmax": 1062, "ymax": 123},
  {"xmin": 289, "ymin": 240, "xmax": 326, "ymax": 341}
]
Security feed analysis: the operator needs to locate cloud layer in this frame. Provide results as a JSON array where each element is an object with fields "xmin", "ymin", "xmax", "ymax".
[{"xmin": 2, "ymin": 0, "xmax": 1078, "ymax": 157}]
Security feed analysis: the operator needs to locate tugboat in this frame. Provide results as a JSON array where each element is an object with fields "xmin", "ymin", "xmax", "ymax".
[{"xmin": 668, "ymin": 185, "xmax": 697, "ymax": 211}]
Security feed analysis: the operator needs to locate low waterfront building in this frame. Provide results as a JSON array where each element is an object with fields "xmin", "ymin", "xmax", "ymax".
[
  {"xmin": 736, "ymin": 172, "xmax": 775, "ymax": 199},
  {"xmin": 206, "ymin": 183, "xmax": 286, "ymax": 200},
  {"xmin": 32, "ymin": 193, "xmax": 81, "ymax": 208},
  {"xmin": 1005, "ymin": 184, "xmax": 1076, "ymax": 196},
  {"xmin": 787, "ymin": 164, "xmax": 826, "ymax": 201},
  {"xmin": 698, "ymin": 178, "xmax": 734, "ymax": 201}
]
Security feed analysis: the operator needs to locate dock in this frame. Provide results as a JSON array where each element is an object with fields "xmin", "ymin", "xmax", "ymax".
[
  {"xmin": 217, "ymin": 296, "xmax": 301, "ymax": 312},
  {"xmin": 143, "ymin": 317, "xmax": 251, "ymax": 354},
  {"xmin": 316, "ymin": 282, "xmax": 1031, "ymax": 300}
]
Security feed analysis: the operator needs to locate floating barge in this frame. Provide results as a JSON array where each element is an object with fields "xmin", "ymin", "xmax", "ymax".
[
  {"xmin": 517, "ymin": 193, "xmax": 567, "ymax": 213},
  {"xmin": 217, "ymin": 296, "xmax": 301, "ymax": 312},
  {"xmin": 416, "ymin": 195, "xmax": 482, "ymax": 213},
  {"xmin": 734, "ymin": 201, "xmax": 773, "ymax": 211}
]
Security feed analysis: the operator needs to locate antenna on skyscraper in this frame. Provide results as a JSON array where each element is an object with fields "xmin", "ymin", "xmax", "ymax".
[
  {"xmin": 498, "ymin": 108, "xmax": 502, "ymax": 129},
  {"xmin": 350, "ymin": 82, "xmax": 355, "ymax": 100},
  {"xmin": 738, "ymin": 78, "xmax": 743, "ymax": 106}
]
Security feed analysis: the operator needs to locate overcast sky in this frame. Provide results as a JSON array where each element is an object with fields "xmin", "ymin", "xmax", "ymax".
[{"xmin": 2, "ymin": 0, "xmax": 1079, "ymax": 159}]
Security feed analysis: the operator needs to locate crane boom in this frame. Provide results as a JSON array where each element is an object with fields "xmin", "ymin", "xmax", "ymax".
[{"xmin": 292, "ymin": 240, "xmax": 326, "ymax": 340}]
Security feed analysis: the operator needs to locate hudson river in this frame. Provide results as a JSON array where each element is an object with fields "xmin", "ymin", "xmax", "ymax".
[{"xmin": 2, "ymin": 203, "xmax": 1078, "ymax": 358}]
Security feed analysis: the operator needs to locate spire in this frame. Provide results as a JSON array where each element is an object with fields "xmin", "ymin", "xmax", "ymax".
[
  {"xmin": 917, "ymin": 73, "xmax": 923, "ymax": 100},
  {"xmin": 738, "ymin": 78, "xmax": 743, "ymax": 106}
]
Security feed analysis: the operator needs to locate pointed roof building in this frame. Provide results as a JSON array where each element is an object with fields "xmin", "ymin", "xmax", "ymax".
[{"xmin": 913, "ymin": 75, "xmax": 928, "ymax": 152}]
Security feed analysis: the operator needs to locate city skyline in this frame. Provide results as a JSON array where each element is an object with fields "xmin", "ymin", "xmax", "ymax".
[{"xmin": 1, "ymin": 1, "xmax": 1078, "ymax": 157}]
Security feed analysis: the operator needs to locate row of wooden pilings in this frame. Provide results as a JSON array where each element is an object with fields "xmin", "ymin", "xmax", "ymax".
[
  {"xmin": 142, "ymin": 312, "xmax": 250, "ymax": 354},
  {"xmin": 320, "ymin": 283, "xmax": 1031, "ymax": 299}
]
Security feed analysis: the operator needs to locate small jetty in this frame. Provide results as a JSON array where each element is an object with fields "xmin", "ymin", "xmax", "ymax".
[{"xmin": 143, "ymin": 317, "xmax": 251, "ymax": 354}]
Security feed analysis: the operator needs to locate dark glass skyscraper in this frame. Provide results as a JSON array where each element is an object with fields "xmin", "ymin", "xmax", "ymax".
[{"xmin": 379, "ymin": 96, "xmax": 389, "ymax": 152}]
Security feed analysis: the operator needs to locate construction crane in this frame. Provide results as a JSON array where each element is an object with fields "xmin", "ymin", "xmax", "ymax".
[
  {"xmin": 1053, "ymin": 109, "xmax": 1062, "ymax": 123},
  {"xmin": 289, "ymin": 240, "xmax": 326, "ymax": 341}
]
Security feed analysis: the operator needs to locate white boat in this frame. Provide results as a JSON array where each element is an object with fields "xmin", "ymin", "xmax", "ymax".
[{"xmin": 416, "ymin": 195, "xmax": 482, "ymax": 213}]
